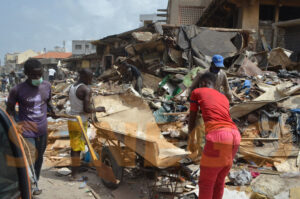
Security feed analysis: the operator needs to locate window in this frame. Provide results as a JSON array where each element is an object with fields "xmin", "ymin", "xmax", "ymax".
[
  {"xmin": 92, "ymin": 45, "xmax": 96, "ymax": 50},
  {"xmin": 75, "ymin": 45, "xmax": 82, "ymax": 50},
  {"xmin": 259, "ymin": 5, "xmax": 275, "ymax": 21},
  {"xmin": 85, "ymin": 45, "xmax": 89, "ymax": 49}
]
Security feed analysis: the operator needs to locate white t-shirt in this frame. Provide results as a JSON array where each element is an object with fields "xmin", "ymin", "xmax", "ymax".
[{"xmin": 48, "ymin": 68, "xmax": 56, "ymax": 76}]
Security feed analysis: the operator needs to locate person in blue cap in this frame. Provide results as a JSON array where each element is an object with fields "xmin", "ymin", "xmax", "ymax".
[{"xmin": 189, "ymin": 54, "xmax": 232, "ymax": 102}]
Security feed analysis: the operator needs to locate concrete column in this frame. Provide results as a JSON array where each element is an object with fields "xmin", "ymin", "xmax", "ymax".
[
  {"xmin": 169, "ymin": 0, "xmax": 180, "ymax": 25},
  {"xmin": 240, "ymin": 0, "xmax": 260, "ymax": 30}
]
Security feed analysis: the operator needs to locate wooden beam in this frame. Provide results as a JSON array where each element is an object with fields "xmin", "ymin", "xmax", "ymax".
[
  {"xmin": 274, "ymin": 3, "xmax": 280, "ymax": 22},
  {"xmin": 272, "ymin": 2, "xmax": 280, "ymax": 48},
  {"xmin": 272, "ymin": 26, "xmax": 279, "ymax": 49},
  {"xmin": 273, "ymin": 18, "xmax": 300, "ymax": 27},
  {"xmin": 297, "ymin": 150, "xmax": 300, "ymax": 167},
  {"xmin": 259, "ymin": 29, "xmax": 270, "ymax": 51},
  {"xmin": 260, "ymin": 0, "xmax": 300, "ymax": 7}
]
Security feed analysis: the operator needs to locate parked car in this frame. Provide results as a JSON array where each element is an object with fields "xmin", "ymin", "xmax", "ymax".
[{"xmin": 0, "ymin": 107, "xmax": 32, "ymax": 199}]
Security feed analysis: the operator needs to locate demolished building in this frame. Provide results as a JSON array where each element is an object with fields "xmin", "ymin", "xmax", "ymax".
[
  {"xmin": 48, "ymin": 2, "xmax": 300, "ymax": 198},
  {"xmin": 197, "ymin": 0, "xmax": 300, "ymax": 61}
]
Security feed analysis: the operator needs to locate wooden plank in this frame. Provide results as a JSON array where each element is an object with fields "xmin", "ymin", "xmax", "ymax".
[
  {"xmin": 239, "ymin": 146, "xmax": 281, "ymax": 163},
  {"xmin": 290, "ymin": 187, "xmax": 300, "ymax": 199},
  {"xmin": 205, "ymin": 27, "xmax": 255, "ymax": 33},
  {"xmin": 274, "ymin": 5, "xmax": 279, "ymax": 23},
  {"xmin": 249, "ymin": 168, "xmax": 281, "ymax": 175},
  {"xmin": 296, "ymin": 150, "xmax": 300, "ymax": 167},
  {"xmin": 259, "ymin": 29, "xmax": 269, "ymax": 51},
  {"xmin": 161, "ymin": 112, "xmax": 188, "ymax": 116},
  {"xmin": 272, "ymin": 4, "xmax": 280, "ymax": 48}
]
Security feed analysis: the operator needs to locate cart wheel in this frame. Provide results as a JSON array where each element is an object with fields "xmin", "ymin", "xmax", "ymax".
[{"xmin": 101, "ymin": 147, "xmax": 123, "ymax": 189}]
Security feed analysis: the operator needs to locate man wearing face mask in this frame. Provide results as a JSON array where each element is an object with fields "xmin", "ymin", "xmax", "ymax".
[
  {"xmin": 6, "ymin": 59, "xmax": 56, "ymax": 195},
  {"xmin": 188, "ymin": 55, "xmax": 232, "ymax": 102}
]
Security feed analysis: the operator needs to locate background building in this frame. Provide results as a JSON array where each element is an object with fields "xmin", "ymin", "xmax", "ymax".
[
  {"xmin": 139, "ymin": 14, "xmax": 166, "ymax": 26},
  {"xmin": 197, "ymin": 0, "xmax": 300, "ymax": 60},
  {"xmin": 4, "ymin": 49, "xmax": 39, "ymax": 73},
  {"xmin": 159, "ymin": 0, "xmax": 213, "ymax": 25},
  {"xmin": 72, "ymin": 40, "xmax": 96, "ymax": 55},
  {"xmin": 32, "ymin": 51, "xmax": 72, "ymax": 80}
]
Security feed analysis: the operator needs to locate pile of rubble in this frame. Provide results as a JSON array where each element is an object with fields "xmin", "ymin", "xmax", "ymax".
[{"xmin": 47, "ymin": 24, "xmax": 300, "ymax": 198}]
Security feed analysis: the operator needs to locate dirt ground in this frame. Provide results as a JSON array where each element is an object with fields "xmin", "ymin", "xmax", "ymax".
[
  {"xmin": 38, "ymin": 164, "xmax": 113, "ymax": 199},
  {"xmin": 38, "ymin": 163, "xmax": 151, "ymax": 199}
]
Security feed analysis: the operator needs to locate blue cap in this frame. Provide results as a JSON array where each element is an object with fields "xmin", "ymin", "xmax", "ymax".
[{"xmin": 212, "ymin": 55, "xmax": 224, "ymax": 68}]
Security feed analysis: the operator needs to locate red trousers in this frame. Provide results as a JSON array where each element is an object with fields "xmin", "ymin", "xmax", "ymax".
[{"xmin": 198, "ymin": 128, "xmax": 240, "ymax": 199}]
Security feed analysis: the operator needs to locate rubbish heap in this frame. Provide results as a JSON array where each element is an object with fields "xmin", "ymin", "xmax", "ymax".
[{"xmin": 47, "ymin": 23, "xmax": 300, "ymax": 198}]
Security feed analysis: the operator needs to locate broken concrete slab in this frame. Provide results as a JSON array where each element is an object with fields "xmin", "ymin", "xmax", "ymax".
[
  {"xmin": 132, "ymin": 32, "xmax": 153, "ymax": 42},
  {"xmin": 268, "ymin": 48, "xmax": 294, "ymax": 70},
  {"xmin": 274, "ymin": 158, "xmax": 299, "ymax": 173},
  {"xmin": 251, "ymin": 174, "xmax": 300, "ymax": 199},
  {"xmin": 237, "ymin": 58, "xmax": 263, "ymax": 77},
  {"xmin": 254, "ymin": 82, "xmax": 294, "ymax": 101}
]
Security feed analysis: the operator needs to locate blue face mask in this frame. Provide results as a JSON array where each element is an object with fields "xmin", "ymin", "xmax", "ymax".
[{"xmin": 31, "ymin": 77, "xmax": 43, "ymax": 86}]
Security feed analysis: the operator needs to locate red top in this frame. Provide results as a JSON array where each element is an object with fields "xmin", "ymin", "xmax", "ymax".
[{"xmin": 190, "ymin": 88, "xmax": 237, "ymax": 133}]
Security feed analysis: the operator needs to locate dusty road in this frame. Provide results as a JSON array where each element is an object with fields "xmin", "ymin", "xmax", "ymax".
[{"xmin": 38, "ymin": 163, "xmax": 150, "ymax": 199}]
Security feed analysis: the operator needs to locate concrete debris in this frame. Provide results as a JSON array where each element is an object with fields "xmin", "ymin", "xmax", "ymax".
[
  {"xmin": 132, "ymin": 32, "xmax": 153, "ymax": 42},
  {"xmin": 268, "ymin": 48, "xmax": 294, "ymax": 70},
  {"xmin": 251, "ymin": 174, "xmax": 300, "ymax": 199},
  {"xmin": 222, "ymin": 188, "xmax": 249, "ymax": 199},
  {"xmin": 56, "ymin": 167, "xmax": 72, "ymax": 176},
  {"xmin": 237, "ymin": 58, "xmax": 263, "ymax": 77}
]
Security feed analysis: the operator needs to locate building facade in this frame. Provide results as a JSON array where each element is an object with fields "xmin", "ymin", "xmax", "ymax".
[
  {"xmin": 197, "ymin": 0, "xmax": 300, "ymax": 60},
  {"xmin": 139, "ymin": 14, "xmax": 166, "ymax": 26},
  {"xmin": 164, "ymin": 0, "xmax": 213, "ymax": 25},
  {"xmin": 72, "ymin": 40, "xmax": 96, "ymax": 55},
  {"xmin": 4, "ymin": 49, "xmax": 39, "ymax": 73}
]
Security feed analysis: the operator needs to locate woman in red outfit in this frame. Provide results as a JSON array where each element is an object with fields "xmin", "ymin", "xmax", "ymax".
[{"xmin": 188, "ymin": 72, "xmax": 241, "ymax": 199}]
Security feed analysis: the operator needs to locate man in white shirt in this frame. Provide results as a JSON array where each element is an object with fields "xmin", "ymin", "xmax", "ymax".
[{"xmin": 48, "ymin": 68, "xmax": 56, "ymax": 82}]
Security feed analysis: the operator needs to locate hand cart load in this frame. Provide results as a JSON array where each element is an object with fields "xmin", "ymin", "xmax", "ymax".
[{"xmin": 90, "ymin": 91, "xmax": 195, "ymax": 197}]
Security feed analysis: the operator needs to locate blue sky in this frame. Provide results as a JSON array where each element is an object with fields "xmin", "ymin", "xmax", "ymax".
[{"xmin": 0, "ymin": 0, "xmax": 168, "ymax": 64}]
